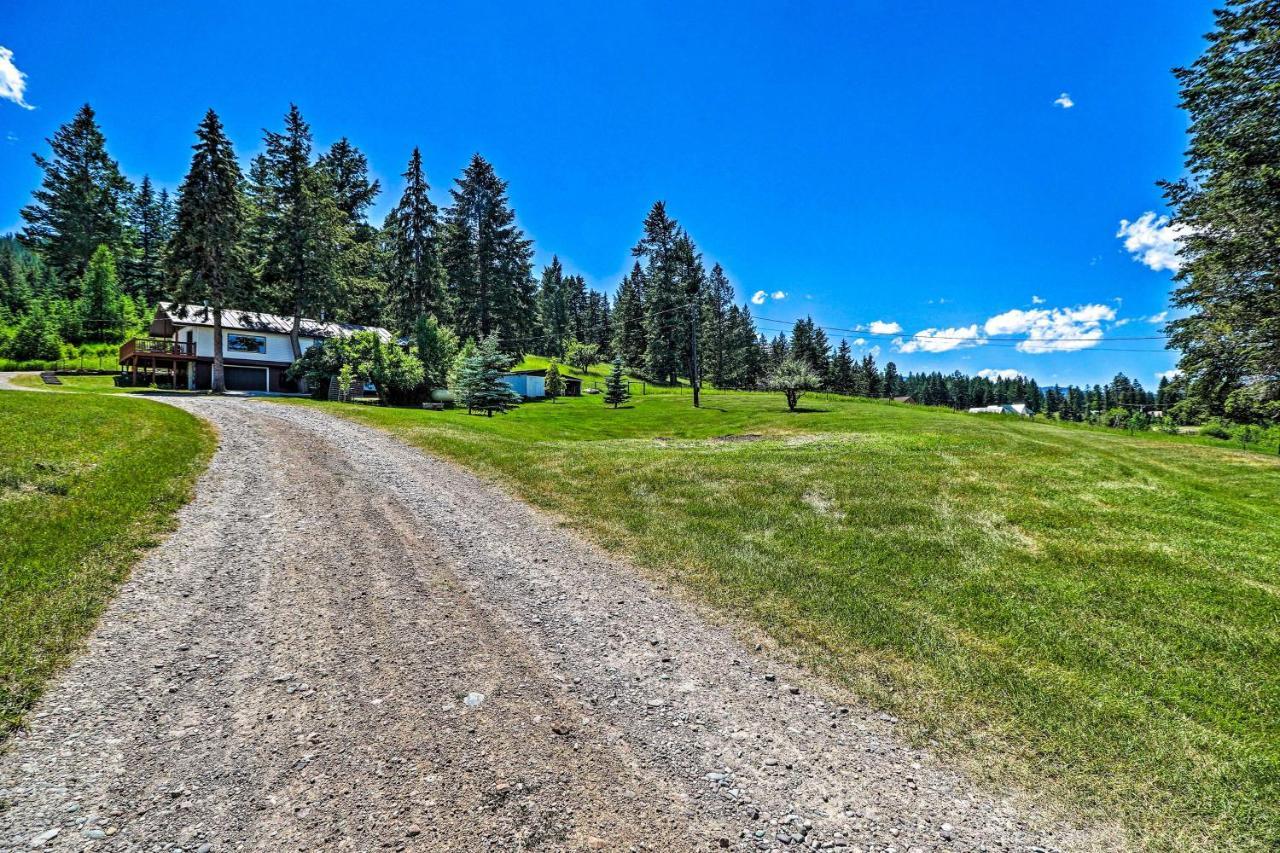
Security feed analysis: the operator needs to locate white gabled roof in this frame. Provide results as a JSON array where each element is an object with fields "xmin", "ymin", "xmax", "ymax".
[{"xmin": 153, "ymin": 302, "xmax": 391, "ymax": 342}]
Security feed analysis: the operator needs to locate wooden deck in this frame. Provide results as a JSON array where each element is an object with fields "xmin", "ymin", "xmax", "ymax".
[{"xmin": 119, "ymin": 337, "xmax": 197, "ymax": 364}]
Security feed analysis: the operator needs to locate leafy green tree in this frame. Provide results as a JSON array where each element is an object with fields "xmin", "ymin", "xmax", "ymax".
[
  {"xmin": 441, "ymin": 155, "xmax": 536, "ymax": 352},
  {"xmin": 545, "ymin": 360, "xmax": 565, "ymax": 401},
  {"xmin": 565, "ymin": 339, "xmax": 600, "ymax": 374},
  {"xmin": 414, "ymin": 313, "xmax": 459, "ymax": 390},
  {"xmin": 77, "ymin": 245, "xmax": 124, "ymax": 342},
  {"xmin": 1162, "ymin": 2, "xmax": 1280, "ymax": 420},
  {"xmin": 765, "ymin": 356, "xmax": 822, "ymax": 412},
  {"xmin": 382, "ymin": 147, "xmax": 446, "ymax": 332},
  {"xmin": 603, "ymin": 358, "xmax": 630, "ymax": 408},
  {"xmin": 454, "ymin": 333, "xmax": 521, "ymax": 416},
  {"xmin": 167, "ymin": 109, "xmax": 250, "ymax": 393},
  {"xmin": 20, "ymin": 104, "xmax": 134, "ymax": 283},
  {"xmin": 6, "ymin": 302, "xmax": 62, "ymax": 361}
]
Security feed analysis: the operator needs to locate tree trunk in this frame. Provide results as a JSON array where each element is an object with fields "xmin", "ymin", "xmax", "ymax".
[
  {"xmin": 289, "ymin": 310, "xmax": 308, "ymax": 395},
  {"xmin": 211, "ymin": 309, "xmax": 226, "ymax": 393}
]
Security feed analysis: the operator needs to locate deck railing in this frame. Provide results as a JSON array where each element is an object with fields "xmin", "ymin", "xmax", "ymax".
[{"xmin": 119, "ymin": 338, "xmax": 197, "ymax": 361}]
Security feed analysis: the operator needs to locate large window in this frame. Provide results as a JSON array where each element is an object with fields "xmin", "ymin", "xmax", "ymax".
[{"xmin": 227, "ymin": 333, "xmax": 266, "ymax": 354}]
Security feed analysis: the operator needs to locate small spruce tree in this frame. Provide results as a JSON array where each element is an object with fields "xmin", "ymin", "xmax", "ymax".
[
  {"xmin": 604, "ymin": 358, "xmax": 630, "ymax": 408},
  {"xmin": 455, "ymin": 333, "xmax": 521, "ymax": 416},
  {"xmin": 545, "ymin": 360, "xmax": 565, "ymax": 402}
]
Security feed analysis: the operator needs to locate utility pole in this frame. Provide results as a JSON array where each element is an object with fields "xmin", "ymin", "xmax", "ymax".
[{"xmin": 689, "ymin": 300, "xmax": 701, "ymax": 408}]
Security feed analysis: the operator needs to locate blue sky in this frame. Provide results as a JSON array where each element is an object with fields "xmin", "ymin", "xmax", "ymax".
[{"xmin": 0, "ymin": 1, "xmax": 1215, "ymax": 386}]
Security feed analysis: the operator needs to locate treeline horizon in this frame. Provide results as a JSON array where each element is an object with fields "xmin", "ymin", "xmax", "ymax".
[{"xmin": 0, "ymin": 100, "xmax": 1217, "ymax": 424}]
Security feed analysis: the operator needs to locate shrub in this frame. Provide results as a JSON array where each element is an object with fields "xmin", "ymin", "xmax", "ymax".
[
  {"xmin": 1200, "ymin": 421, "xmax": 1231, "ymax": 440},
  {"xmin": 764, "ymin": 357, "xmax": 822, "ymax": 411}
]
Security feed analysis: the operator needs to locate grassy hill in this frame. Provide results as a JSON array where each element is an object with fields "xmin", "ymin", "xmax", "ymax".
[
  {"xmin": 301, "ymin": 388, "xmax": 1279, "ymax": 850},
  {"xmin": 0, "ymin": 392, "xmax": 214, "ymax": 733}
]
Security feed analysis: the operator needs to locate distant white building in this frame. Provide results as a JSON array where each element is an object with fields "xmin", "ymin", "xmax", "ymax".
[{"xmin": 968, "ymin": 403, "xmax": 1030, "ymax": 416}]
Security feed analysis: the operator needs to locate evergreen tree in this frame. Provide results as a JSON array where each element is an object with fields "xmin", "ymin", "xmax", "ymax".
[
  {"xmin": 167, "ymin": 109, "xmax": 250, "ymax": 393},
  {"xmin": 829, "ymin": 338, "xmax": 855, "ymax": 394},
  {"xmin": 861, "ymin": 352, "xmax": 880, "ymax": 397},
  {"xmin": 382, "ymin": 147, "xmax": 446, "ymax": 332},
  {"xmin": 882, "ymin": 361, "xmax": 901, "ymax": 397},
  {"xmin": 632, "ymin": 201, "xmax": 686, "ymax": 383},
  {"xmin": 603, "ymin": 357, "xmax": 631, "ymax": 408},
  {"xmin": 700, "ymin": 262, "xmax": 734, "ymax": 387},
  {"xmin": 251, "ymin": 105, "xmax": 348, "ymax": 378},
  {"xmin": 124, "ymin": 175, "xmax": 172, "ymax": 303},
  {"xmin": 537, "ymin": 256, "xmax": 570, "ymax": 356},
  {"xmin": 317, "ymin": 138, "xmax": 384, "ymax": 326},
  {"xmin": 455, "ymin": 333, "xmax": 521, "ymax": 416},
  {"xmin": 612, "ymin": 263, "xmax": 647, "ymax": 370},
  {"xmin": 78, "ymin": 244, "xmax": 124, "ymax": 342},
  {"xmin": 545, "ymin": 360, "xmax": 565, "ymax": 401},
  {"xmin": 1162, "ymin": 1, "xmax": 1280, "ymax": 421},
  {"xmin": 20, "ymin": 103, "xmax": 134, "ymax": 283},
  {"xmin": 7, "ymin": 301, "xmax": 63, "ymax": 361},
  {"xmin": 441, "ymin": 155, "xmax": 536, "ymax": 353}
]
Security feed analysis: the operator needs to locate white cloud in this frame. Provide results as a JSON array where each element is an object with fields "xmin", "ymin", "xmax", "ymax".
[
  {"xmin": 896, "ymin": 324, "xmax": 986, "ymax": 354},
  {"xmin": 750, "ymin": 290, "xmax": 767, "ymax": 305},
  {"xmin": 977, "ymin": 368, "xmax": 1022, "ymax": 381},
  {"xmin": 1117, "ymin": 212, "xmax": 1188, "ymax": 272},
  {"xmin": 771, "ymin": 290, "xmax": 786, "ymax": 300},
  {"xmin": 984, "ymin": 303, "xmax": 1115, "ymax": 353},
  {"xmin": 1147, "ymin": 311, "xmax": 1167, "ymax": 324},
  {"xmin": 1156, "ymin": 369, "xmax": 1181, "ymax": 383},
  {"xmin": 851, "ymin": 337, "xmax": 866, "ymax": 346},
  {"xmin": 0, "ymin": 47, "xmax": 34, "ymax": 110},
  {"xmin": 1054, "ymin": 92, "xmax": 1075, "ymax": 109},
  {"xmin": 1031, "ymin": 295, "xmax": 1045, "ymax": 305},
  {"xmin": 868, "ymin": 345, "xmax": 881, "ymax": 358},
  {"xmin": 868, "ymin": 320, "xmax": 902, "ymax": 335}
]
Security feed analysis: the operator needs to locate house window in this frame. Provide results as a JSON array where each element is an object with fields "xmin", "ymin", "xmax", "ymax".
[{"xmin": 227, "ymin": 333, "xmax": 266, "ymax": 354}]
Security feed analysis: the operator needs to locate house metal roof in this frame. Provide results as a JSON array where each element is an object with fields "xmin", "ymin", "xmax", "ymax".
[{"xmin": 152, "ymin": 302, "xmax": 391, "ymax": 342}]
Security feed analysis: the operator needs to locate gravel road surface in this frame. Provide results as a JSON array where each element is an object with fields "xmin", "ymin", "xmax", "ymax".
[{"xmin": 0, "ymin": 390, "xmax": 1102, "ymax": 851}]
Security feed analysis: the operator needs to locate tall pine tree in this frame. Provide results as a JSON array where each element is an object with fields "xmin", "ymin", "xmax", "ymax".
[
  {"xmin": 441, "ymin": 155, "xmax": 536, "ymax": 352},
  {"xmin": 20, "ymin": 104, "xmax": 134, "ymax": 284},
  {"xmin": 167, "ymin": 110, "xmax": 250, "ymax": 394},
  {"xmin": 382, "ymin": 147, "xmax": 445, "ymax": 333}
]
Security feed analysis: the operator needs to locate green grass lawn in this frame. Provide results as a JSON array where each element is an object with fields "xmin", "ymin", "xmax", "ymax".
[
  {"xmin": 0, "ymin": 391, "xmax": 215, "ymax": 734},
  {"xmin": 289, "ymin": 389, "xmax": 1279, "ymax": 851},
  {"xmin": 8, "ymin": 373, "xmax": 138, "ymax": 394}
]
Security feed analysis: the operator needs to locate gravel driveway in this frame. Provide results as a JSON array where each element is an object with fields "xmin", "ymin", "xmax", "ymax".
[{"xmin": 0, "ymin": 392, "xmax": 1102, "ymax": 851}]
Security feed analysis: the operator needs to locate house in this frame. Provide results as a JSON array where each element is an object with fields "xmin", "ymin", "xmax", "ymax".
[
  {"xmin": 119, "ymin": 302, "xmax": 390, "ymax": 392},
  {"xmin": 967, "ymin": 402, "xmax": 1030, "ymax": 416},
  {"xmin": 892, "ymin": 395, "xmax": 915, "ymax": 404},
  {"xmin": 501, "ymin": 368, "xmax": 584, "ymax": 399}
]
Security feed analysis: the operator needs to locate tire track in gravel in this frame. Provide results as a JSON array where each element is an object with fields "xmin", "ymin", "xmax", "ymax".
[{"xmin": 0, "ymin": 392, "xmax": 1108, "ymax": 851}]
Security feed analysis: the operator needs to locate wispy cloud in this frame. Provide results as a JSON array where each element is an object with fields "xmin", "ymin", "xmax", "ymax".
[
  {"xmin": 851, "ymin": 338, "xmax": 866, "ymax": 347},
  {"xmin": 1156, "ymin": 369, "xmax": 1181, "ymax": 382},
  {"xmin": 1054, "ymin": 92, "xmax": 1074, "ymax": 109},
  {"xmin": 868, "ymin": 320, "xmax": 901, "ymax": 335},
  {"xmin": 1117, "ymin": 212, "xmax": 1187, "ymax": 272},
  {"xmin": 1031, "ymin": 295, "xmax": 1045, "ymax": 305},
  {"xmin": 1147, "ymin": 311, "xmax": 1167, "ymax": 324},
  {"xmin": 977, "ymin": 368, "xmax": 1021, "ymax": 380},
  {"xmin": 984, "ymin": 303, "xmax": 1114, "ymax": 353},
  {"xmin": 0, "ymin": 47, "xmax": 34, "ymax": 110},
  {"xmin": 751, "ymin": 289, "xmax": 786, "ymax": 306},
  {"xmin": 895, "ymin": 325, "xmax": 986, "ymax": 354}
]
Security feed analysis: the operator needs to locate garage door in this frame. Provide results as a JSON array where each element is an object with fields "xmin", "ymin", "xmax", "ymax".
[{"xmin": 224, "ymin": 366, "xmax": 268, "ymax": 391}]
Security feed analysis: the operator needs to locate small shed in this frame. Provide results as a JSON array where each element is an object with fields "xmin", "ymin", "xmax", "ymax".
[
  {"xmin": 500, "ymin": 372, "xmax": 545, "ymax": 399},
  {"xmin": 892, "ymin": 395, "xmax": 915, "ymax": 404},
  {"xmin": 504, "ymin": 368, "xmax": 584, "ymax": 398}
]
